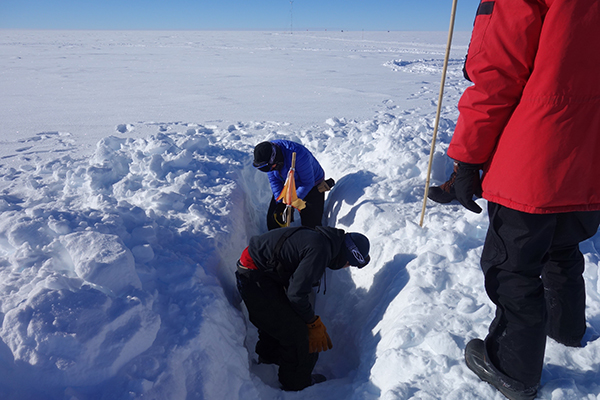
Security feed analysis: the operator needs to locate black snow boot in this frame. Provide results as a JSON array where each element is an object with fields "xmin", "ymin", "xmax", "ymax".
[
  {"xmin": 465, "ymin": 339, "xmax": 538, "ymax": 400},
  {"xmin": 281, "ymin": 374, "xmax": 326, "ymax": 391},
  {"xmin": 428, "ymin": 163, "xmax": 458, "ymax": 204},
  {"xmin": 258, "ymin": 355, "xmax": 280, "ymax": 366},
  {"xmin": 311, "ymin": 373, "xmax": 326, "ymax": 385}
]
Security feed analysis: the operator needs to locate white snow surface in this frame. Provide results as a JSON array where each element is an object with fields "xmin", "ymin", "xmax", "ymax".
[{"xmin": 1, "ymin": 30, "xmax": 599, "ymax": 400}]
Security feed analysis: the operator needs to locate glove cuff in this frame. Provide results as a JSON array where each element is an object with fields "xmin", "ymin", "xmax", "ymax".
[
  {"xmin": 307, "ymin": 316, "xmax": 322, "ymax": 329},
  {"xmin": 457, "ymin": 161, "xmax": 483, "ymax": 170}
]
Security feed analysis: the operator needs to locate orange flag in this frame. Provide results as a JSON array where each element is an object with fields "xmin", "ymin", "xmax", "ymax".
[{"xmin": 276, "ymin": 152, "xmax": 300, "ymax": 209}]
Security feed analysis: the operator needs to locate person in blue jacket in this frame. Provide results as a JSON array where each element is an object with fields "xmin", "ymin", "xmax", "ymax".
[{"xmin": 253, "ymin": 140, "xmax": 333, "ymax": 230}]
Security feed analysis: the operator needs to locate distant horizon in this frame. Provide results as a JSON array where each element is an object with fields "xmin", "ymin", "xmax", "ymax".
[{"xmin": 0, "ymin": 27, "xmax": 475, "ymax": 32}]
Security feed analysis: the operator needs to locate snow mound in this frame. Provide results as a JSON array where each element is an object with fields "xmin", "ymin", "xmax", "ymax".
[
  {"xmin": 61, "ymin": 231, "xmax": 141, "ymax": 295},
  {"xmin": 1, "ymin": 285, "xmax": 160, "ymax": 387},
  {"xmin": 0, "ymin": 124, "xmax": 261, "ymax": 398}
]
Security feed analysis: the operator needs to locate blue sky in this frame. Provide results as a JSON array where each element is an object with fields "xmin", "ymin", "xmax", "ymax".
[{"xmin": 0, "ymin": 0, "xmax": 481, "ymax": 31}]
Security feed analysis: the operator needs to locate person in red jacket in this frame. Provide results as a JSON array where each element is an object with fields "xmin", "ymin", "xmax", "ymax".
[{"xmin": 446, "ymin": 1, "xmax": 600, "ymax": 399}]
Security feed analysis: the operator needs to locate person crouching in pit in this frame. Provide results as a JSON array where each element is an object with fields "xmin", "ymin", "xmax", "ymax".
[{"xmin": 235, "ymin": 226, "xmax": 370, "ymax": 391}]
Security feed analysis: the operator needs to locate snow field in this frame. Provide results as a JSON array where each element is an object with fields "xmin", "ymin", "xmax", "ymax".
[{"xmin": 0, "ymin": 30, "xmax": 598, "ymax": 399}]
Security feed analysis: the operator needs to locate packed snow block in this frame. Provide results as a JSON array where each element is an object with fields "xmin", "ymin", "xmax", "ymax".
[
  {"xmin": 87, "ymin": 136, "xmax": 131, "ymax": 189},
  {"xmin": 86, "ymin": 165, "xmax": 127, "ymax": 190},
  {"xmin": 131, "ymin": 244, "xmax": 155, "ymax": 264},
  {"xmin": 60, "ymin": 231, "xmax": 142, "ymax": 296},
  {"xmin": 176, "ymin": 134, "xmax": 209, "ymax": 152},
  {"xmin": 0, "ymin": 285, "xmax": 160, "ymax": 387}
]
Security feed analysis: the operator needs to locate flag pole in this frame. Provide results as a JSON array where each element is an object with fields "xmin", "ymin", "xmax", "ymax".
[
  {"xmin": 419, "ymin": 0, "xmax": 459, "ymax": 227},
  {"xmin": 284, "ymin": 152, "xmax": 297, "ymax": 226}
]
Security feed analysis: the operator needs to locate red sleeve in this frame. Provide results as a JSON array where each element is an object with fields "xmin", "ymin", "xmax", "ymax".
[{"xmin": 447, "ymin": 0, "xmax": 547, "ymax": 164}]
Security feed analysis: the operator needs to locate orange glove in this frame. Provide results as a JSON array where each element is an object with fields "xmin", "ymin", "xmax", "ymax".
[
  {"xmin": 291, "ymin": 198, "xmax": 306, "ymax": 211},
  {"xmin": 306, "ymin": 316, "xmax": 333, "ymax": 353}
]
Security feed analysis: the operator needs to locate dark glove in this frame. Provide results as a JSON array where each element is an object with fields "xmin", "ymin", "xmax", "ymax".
[
  {"xmin": 454, "ymin": 162, "xmax": 483, "ymax": 214},
  {"xmin": 306, "ymin": 316, "xmax": 333, "ymax": 353},
  {"xmin": 317, "ymin": 178, "xmax": 336, "ymax": 193},
  {"xmin": 272, "ymin": 201, "xmax": 287, "ymax": 227},
  {"xmin": 273, "ymin": 211, "xmax": 287, "ymax": 228}
]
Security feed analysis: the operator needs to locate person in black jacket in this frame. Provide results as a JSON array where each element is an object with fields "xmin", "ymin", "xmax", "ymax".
[{"xmin": 235, "ymin": 226, "xmax": 370, "ymax": 391}]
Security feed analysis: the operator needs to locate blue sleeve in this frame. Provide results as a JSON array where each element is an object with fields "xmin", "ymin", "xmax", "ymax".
[
  {"xmin": 293, "ymin": 149, "xmax": 317, "ymax": 199},
  {"xmin": 267, "ymin": 170, "xmax": 285, "ymax": 200}
]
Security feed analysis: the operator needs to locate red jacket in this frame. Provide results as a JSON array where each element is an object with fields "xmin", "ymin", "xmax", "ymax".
[{"xmin": 447, "ymin": 0, "xmax": 600, "ymax": 213}]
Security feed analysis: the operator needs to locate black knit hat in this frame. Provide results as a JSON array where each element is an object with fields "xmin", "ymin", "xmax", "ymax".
[
  {"xmin": 253, "ymin": 142, "xmax": 274, "ymax": 167},
  {"xmin": 253, "ymin": 142, "xmax": 284, "ymax": 172},
  {"xmin": 343, "ymin": 233, "xmax": 370, "ymax": 268}
]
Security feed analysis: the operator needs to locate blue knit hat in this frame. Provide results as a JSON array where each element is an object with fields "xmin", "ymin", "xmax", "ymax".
[{"xmin": 343, "ymin": 233, "xmax": 370, "ymax": 268}]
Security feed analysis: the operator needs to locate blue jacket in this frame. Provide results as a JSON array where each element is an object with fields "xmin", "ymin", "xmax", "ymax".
[{"xmin": 268, "ymin": 140, "xmax": 324, "ymax": 200}]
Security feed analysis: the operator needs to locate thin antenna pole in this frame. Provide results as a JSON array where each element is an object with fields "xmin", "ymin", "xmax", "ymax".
[
  {"xmin": 290, "ymin": 0, "xmax": 294, "ymax": 34},
  {"xmin": 419, "ymin": 0, "xmax": 459, "ymax": 227}
]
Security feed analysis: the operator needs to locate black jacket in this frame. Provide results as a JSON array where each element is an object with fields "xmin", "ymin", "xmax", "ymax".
[{"xmin": 247, "ymin": 226, "xmax": 346, "ymax": 322}]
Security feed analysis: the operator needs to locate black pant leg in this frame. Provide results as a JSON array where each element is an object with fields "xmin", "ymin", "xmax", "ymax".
[
  {"xmin": 481, "ymin": 203, "xmax": 600, "ymax": 387},
  {"xmin": 299, "ymin": 186, "xmax": 324, "ymax": 228},
  {"xmin": 481, "ymin": 203, "xmax": 554, "ymax": 387},
  {"xmin": 255, "ymin": 329, "xmax": 282, "ymax": 364},
  {"xmin": 236, "ymin": 271, "xmax": 318, "ymax": 390},
  {"xmin": 542, "ymin": 244, "xmax": 586, "ymax": 345},
  {"xmin": 543, "ymin": 211, "xmax": 600, "ymax": 345}
]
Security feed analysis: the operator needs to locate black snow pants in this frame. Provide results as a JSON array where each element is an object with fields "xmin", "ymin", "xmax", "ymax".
[
  {"xmin": 266, "ymin": 185, "xmax": 325, "ymax": 230},
  {"xmin": 481, "ymin": 202, "xmax": 600, "ymax": 388},
  {"xmin": 236, "ymin": 268, "xmax": 318, "ymax": 391}
]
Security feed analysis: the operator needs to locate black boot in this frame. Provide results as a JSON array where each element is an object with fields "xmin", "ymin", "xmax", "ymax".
[
  {"xmin": 428, "ymin": 163, "xmax": 458, "ymax": 204},
  {"xmin": 465, "ymin": 339, "xmax": 538, "ymax": 400},
  {"xmin": 281, "ymin": 374, "xmax": 326, "ymax": 391},
  {"xmin": 258, "ymin": 355, "xmax": 280, "ymax": 366},
  {"xmin": 311, "ymin": 373, "xmax": 326, "ymax": 385}
]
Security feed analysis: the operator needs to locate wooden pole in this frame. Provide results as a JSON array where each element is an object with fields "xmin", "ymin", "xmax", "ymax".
[
  {"xmin": 419, "ymin": 0, "xmax": 459, "ymax": 227},
  {"xmin": 284, "ymin": 152, "xmax": 297, "ymax": 226}
]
